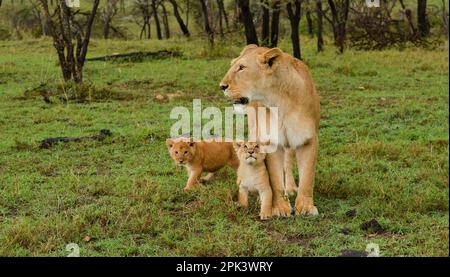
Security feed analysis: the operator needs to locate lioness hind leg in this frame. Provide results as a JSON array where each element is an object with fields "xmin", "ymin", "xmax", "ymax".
[
  {"xmin": 295, "ymin": 136, "xmax": 319, "ymax": 216},
  {"xmin": 284, "ymin": 148, "xmax": 298, "ymax": 196},
  {"xmin": 266, "ymin": 148, "xmax": 292, "ymax": 217}
]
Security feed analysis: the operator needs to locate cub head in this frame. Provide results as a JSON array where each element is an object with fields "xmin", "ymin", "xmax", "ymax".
[
  {"xmin": 166, "ymin": 138, "xmax": 196, "ymax": 165},
  {"xmin": 219, "ymin": 45, "xmax": 284, "ymax": 105},
  {"xmin": 233, "ymin": 141, "xmax": 268, "ymax": 165}
]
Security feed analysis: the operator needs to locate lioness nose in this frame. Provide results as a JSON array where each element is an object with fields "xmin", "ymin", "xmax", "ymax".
[{"xmin": 220, "ymin": 84, "xmax": 229, "ymax": 91}]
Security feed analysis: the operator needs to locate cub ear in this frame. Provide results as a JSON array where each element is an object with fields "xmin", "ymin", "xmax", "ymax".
[
  {"xmin": 166, "ymin": 138, "xmax": 173, "ymax": 148},
  {"xmin": 259, "ymin": 48, "xmax": 283, "ymax": 69},
  {"xmin": 189, "ymin": 141, "xmax": 195, "ymax": 147},
  {"xmin": 240, "ymin": 44, "xmax": 258, "ymax": 56}
]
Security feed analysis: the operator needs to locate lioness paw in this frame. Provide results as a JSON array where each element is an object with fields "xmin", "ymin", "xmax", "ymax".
[
  {"xmin": 259, "ymin": 210, "xmax": 272, "ymax": 220},
  {"xmin": 272, "ymin": 200, "xmax": 292, "ymax": 217},
  {"xmin": 295, "ymin": 196, "xmax": 319, "ymax": 216}
]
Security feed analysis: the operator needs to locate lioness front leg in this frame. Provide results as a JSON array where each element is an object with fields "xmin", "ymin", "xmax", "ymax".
[
  {"xmin": 284, "ymin": 148, "xmax": 298, "ymax": 196},
  {"xmin": 258, "ymin": 187, "xmax": 273, "ymax": 220},
  {"xmin": 295, "ymin": 135, "xmax": 319, "ymax": 216},
  {"xmin": 184, "ymin": 167, "xmax": 202, "ymax": 191},
  {"xmin": 266, "ymin": 148, "xmax": 292, "ymax": 217}
]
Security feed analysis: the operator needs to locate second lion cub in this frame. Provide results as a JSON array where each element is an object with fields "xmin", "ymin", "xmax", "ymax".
[{"xmin": 234, "ymin": 141, "xmax": 273, "ymax": 220}]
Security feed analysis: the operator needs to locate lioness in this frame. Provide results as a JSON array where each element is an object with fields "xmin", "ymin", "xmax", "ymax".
[{"xmin": 220, "ymin": 45, "xmax": 320, "ymax": 216}]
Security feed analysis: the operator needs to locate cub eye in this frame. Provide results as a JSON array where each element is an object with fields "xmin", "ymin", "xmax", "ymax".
[
  {"xmin": 238, "ymin": 64, "xmax": 245, "ymax": 71},
  {"xmin": 255, "ymin": 145, "xmax": 260, "ymax": 149},
  {"xmin": 244, "ymin": 145, "xmax": 248, "ymax": 149},
  {"xmin": 184, "ymin": 151, "xmax": 188, "ymax": 154},
  {"xmin": 175, "ymin": 151, "xmax": 178, "ymax": 154}
]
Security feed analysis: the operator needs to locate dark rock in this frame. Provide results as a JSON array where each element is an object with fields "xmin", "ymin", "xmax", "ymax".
[
  {"xmin": 360, "ymin": 218, "xmax": 384, "ymax": 234},
  {"xmin": 345, "ymin": 209, "xmax": 357, "ymax": 217},
  {"xmin": 340, "ymin": 227, "xmax": 351, "ymax": 235}
]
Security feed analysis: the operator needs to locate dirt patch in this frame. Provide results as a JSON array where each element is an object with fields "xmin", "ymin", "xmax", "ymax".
[{"xmin": 360, "ymin": 218, "xmax": 384, "ymax": 234}]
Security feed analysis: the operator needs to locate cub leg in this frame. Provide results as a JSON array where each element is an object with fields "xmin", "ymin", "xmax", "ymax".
[
  {"xmin": 266, "ymin": 147, "xmax": 292, "ymax": 217},
  {"xmin": 200, "ymin": 172, "xmax": 215, "ymax": 183},
  {"xmin": 237, "ymin": 186, "xmax": 249, "ymax": 208},
  {"xmin": 284, "ymin": 148, "xmax": 298, "ymax": 196},
  {"xmin": 295, "ymin": 135, "xmax": 319, "ymax": 216},
  {"xmin": 184, "ymin": 167, "xmax": 202, "ymax": 192},
  {"xmin": 258, "ymin": 186, "xmax": 273, "ymax": 220}
]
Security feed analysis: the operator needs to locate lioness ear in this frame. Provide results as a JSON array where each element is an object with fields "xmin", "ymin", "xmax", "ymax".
[
  {"xmin": 259, "ymin": 48, "xmax": 283, "ymax": 69},
  {"xmin": 240, "ymin": 44, "xmax": 258, "ymax": 56},
  {"xmin": 166, "ymin": 138, "xmax": 173, "ymax": 148}
]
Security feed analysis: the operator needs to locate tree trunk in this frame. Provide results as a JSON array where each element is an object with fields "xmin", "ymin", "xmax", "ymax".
[
  {"xmin": 218, "ymin": 0, "xmax": 229, "ymax": 31},
  {"xmin": 151, "ymin": 0, "xmax": 162, "ymax": 39},
  {"xmin": 316, "ymin": 0, "xmax": 324, "ymax": 52},
  {"xmin": 199, "ymin": 0, "xmax": 214, "ymax": 45},
  {"xmin": 161, "ymin": 2, "xmax": 170, "ymax": 39},
  {"xmin": 306, "ymin": 8, "xmax": 313, "ymax": 37},
  {"xmin": 169, "ymin": 0, "xmax": 190, "ymax": 37},
  {"xmin": 238, "ymin": 0, "xmax": 258, "ymax": 45},
  {"xmin": 217, "ymin": 0, "xmax": 224, "ymax": 35},
  {"xmin": 327, "ymin": 0, "xmax": 349, "ymax": 53},
  {"xmin": 261, "ymin": 0, "xmax": 270, "ymax": 46},
  {"xmin": 417, "ymin": 0, "xmax": 429, "ymax": 37},
  {"xmin": 287, "ymin": 0, "xmax": 302, "ymax": 60},
  {"xmin": 270, "ymin": 1, "xmax": 281, "ymax": 47},
  {"xmin": 39, "ymin": 0, "xmax": 100, "ymax": 83}
]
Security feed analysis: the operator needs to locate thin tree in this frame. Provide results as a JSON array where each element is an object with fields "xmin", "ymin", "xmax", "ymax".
[
  {"xmin": 238, "ymin": 0, "xmax": 258, "ymax": 45},
  {"xmin": 136, "ymin": 0, "xmax": 151, "ymax": 39},
  {"xmin": 417, "ymin": 0, "xmax": 429, "ymax": 37},
  {"xmin": 287, "ymin": 0, "xmax": 302, "ymax": 59},
  {"xmin": 199, "ymin": 0, "xmax": 214, "ymax": 45},
  {"xmin": 269, "ymin": 0, "xmax": 281, "ymax": 47},
  {"xmin": 305, "ymin": 5, "xmax": 313, "ymax": 37},
  {"xmin": 151, "ymin": 0, "xmax": 162, "ymax": 39},
  {"xmin": 261, "ymin": 0, "xmax": 270, "ymax": 46},
  {"xmin": 160, "ymin": 1, "xmax": 170, "ymax": 39},
  {"xmin": 325, "ymin": 0, "xmax": 350, "ymax": 53},
  {"xmin": 169, "ymin": 0, "xmax": 189, "ymax": 37},
  {"xmin": 103, "ymin": 0, "xmax": 119, "ymax": 39},
  {"xmin": 217, "ymin": 0, "xmax": 229, "ymax": 32},
  {"xmin": 38, "ymin": 0, "xmax": 100, "ymax": 83},
  {"xmin": 316, "ymin": 0, "xmax": 324, "ymax": 52}
]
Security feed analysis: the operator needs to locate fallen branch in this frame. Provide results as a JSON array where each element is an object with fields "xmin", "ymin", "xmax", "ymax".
[
  {"xmin": 40, "ymin": 129, "xmax": 112, "ymax": 149},
  {"xmin": 86, "ymin": 50, "xmax": 181, "ymax": 61}
]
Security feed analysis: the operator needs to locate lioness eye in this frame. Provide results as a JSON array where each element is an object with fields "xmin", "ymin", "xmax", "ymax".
[{"xmin": 238, "ymin": 64, "xmax": 245, "ymax": 71}]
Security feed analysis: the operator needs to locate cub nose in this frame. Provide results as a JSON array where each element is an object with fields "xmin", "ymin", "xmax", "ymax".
[
  {"xmin": 248, "ymin": 151, "xmax": 254, "ymax": 155},
  {"xmin": 220, "ymin": 84, "xmax": 229, "ymax": 91}
]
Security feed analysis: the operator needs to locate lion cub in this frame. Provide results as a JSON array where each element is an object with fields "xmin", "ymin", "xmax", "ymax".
[
  {"xmin": 234, "ymin": 141, "xmax": 272, "ymax": 220},
  {"xmin": 166, "ymin": 138, "xmax": 239, "ymax": 191}
]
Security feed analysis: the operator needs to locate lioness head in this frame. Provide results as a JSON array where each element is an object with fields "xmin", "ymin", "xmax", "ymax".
[
  {"xmin": 234, "ymin": 141, "xmax": 268, "ymax": 165},
  {"xmin": 166, "ymin": 138, "xmax": 196, "ymax": 165},
  {"xmin": 219, "ymin": 45, "xmax": 284, "ymax": 105}
]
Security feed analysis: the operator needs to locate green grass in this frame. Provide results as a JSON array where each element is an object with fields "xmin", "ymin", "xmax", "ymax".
[{"xmin": 0, "ymin": 36, "xmax": 448, "ymax": 256}]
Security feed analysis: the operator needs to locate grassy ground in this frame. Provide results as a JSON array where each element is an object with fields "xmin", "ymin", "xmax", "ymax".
[{"xmin": 0, "ymin": 37, "xmax": 448, "ymax": 257}]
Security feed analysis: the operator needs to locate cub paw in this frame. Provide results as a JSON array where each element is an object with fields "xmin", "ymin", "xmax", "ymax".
[{"xmin": 295, "ymin": 196, "xmax": 319, "ymax": 216}]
